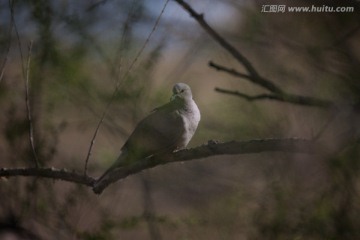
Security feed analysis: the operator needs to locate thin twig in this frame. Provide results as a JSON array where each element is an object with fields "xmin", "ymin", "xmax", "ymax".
[
  {"xmin": 83, "ymin": 0, "xmax": 170, "ymax": 175},
  {"xmin": 215, "ymin": 88, "xmax": 282, "ymax": 101},
  {"xmin": 83, "ymin": 107, "xmax": 108, "ymax": 176},
  {"xmin": 215, "ymin": 87, "xmax": 332, "ymax": 107},
  {"xmin": 11, "ymin": 1, "xmax": 39, "ymax": 166},
  {"xmin": 209, "ymin": 61, "xmax": 251, "ymax": 79},
  {"xmin": 25, "ymin": 41, "xmax": 40, "ymax": 167},
  {"xmin": 112, "ymin": 0, "xmax": 138, "ymax": 86},
  {"xmin": 119, "ymin": 0, "xmax": 170, "ymax": 86}
]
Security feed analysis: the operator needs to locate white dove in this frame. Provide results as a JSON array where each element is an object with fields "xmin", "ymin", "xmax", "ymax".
[{"xmin": 93, "ymin": 83, "xmax": 200, "ymax": 193}]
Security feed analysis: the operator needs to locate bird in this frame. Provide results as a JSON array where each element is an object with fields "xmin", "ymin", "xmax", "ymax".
[{"xmin": 93, "ymin": 83, "xmax": 200, "ymax": 193}]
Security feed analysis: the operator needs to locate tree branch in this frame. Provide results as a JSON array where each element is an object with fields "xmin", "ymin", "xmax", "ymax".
[
  {"xmin": 209, "ymin": 61, "xmax": 251, "ymax": 80},
  {"xmin": 1, "ymin": 139, "xmax": 319, "ymax": 194},
  {"xmin": 175, "ymin": 0, "xmax": 334, "ymax": 108},
  {"xmin": 0, "ymin": 167, "xmax": 95, "ymax": 186},
  {"xmin": 174, "ymin": 0, "xmax": 262, "ymax": 80},
  {"xmin": 92, "ymin": 138, "xmax": 317, "ymax": 194},
  {"xmin": 215, "ymin": 88, "xmax": 283, "ymax": 101},
  {"xmin": 215, "ymin": 87, "xmax": 332, "ymax": 107}
]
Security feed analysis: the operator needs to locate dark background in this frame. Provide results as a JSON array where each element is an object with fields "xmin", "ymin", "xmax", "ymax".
[{"xmin": 0, "ymin": 0, "xmax": 359, "ymax": 239}]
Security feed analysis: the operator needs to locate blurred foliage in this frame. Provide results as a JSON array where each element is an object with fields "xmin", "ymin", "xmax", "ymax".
[{"xmin": 0, "ymin": 0, "xmax": 360, "ymax": 239}]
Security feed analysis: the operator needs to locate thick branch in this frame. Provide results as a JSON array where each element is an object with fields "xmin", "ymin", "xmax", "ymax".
[
  {"xmin": 0, "ymin": 167, "xmax": 95, "ymax": 186},
  {"xmin": 92, "ymin": 138, "xmax": 317, "ymax": 194},
  {"xmin": 1, "ymin": 139, "xmax": 319, "ymax": 194}
]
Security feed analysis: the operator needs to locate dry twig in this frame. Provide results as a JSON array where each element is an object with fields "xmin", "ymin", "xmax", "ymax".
[
  {"xmin": 25, "ymin": 42, "xmax": 40, "ymax": 167},
  {"xmin": 83, "ymin": 0, "xmax": 170, "ymax": 175}
]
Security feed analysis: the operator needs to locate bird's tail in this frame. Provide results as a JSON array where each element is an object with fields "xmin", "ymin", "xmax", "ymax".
[{"xmin": 93, "ymin": 151, "xmax": 128, "ymax": 193}]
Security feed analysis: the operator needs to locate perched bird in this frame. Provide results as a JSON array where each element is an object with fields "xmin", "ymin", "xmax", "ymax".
[{"xmin": 93, "ymin": 83, "xmax": 200, "ymax": 193}]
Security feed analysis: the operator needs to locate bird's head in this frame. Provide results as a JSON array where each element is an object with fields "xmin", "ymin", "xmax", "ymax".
[{"xmin": 171, "ymin": 83, "xmax": 193, "ymax": 101}]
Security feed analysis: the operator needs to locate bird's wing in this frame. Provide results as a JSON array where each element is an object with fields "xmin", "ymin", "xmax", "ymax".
[{"xmin": 123, "ymin": 101, "xmax": 186, "ymax": 159}]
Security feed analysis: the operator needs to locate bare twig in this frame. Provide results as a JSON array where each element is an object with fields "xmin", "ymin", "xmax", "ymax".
[
  {"xmin": 84, "ymin": 107, "xmax": 108, "ymax": 176},
  {"xmin": 93, "ymin": 138, "xmax": 318, "ymax": 194},
  {"xmin": 84, "ymin": 0, "xmax": 170, "ymax": 174},
  {"xmin": 10, "ymin": 1, "xmax": 39, "ymax": 166},
  {"xmin": 25, "ymin": 42, "xmax": 40, "ymax": 167},
  {"xmin": 112, "ymin": 0, "xmax": 138, "ymax": 86},
  {"xmin": 215, "ymin": 87, "xmax": 332, "ymax": 107},
  {"xmin": 175, "ymin": 0, "xmax": 334, "ymax": 108},
  {"xmin": 209, "ymin": 61, "xmax": 251, "ymax": 80},
  {"xmin": 215, "ymin": 88, "xmax": 283, "ymax": 101},
  {"xmin": 0, "ymin": 167, "xmax": 95, "ymax": 186},
  {"xmin": 119, "ymin": 0, "xmax": 169, "ymax": 86}
]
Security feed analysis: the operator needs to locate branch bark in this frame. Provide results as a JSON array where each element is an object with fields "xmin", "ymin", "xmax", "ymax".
[
  {"xmin": 92, "ymin": 138, "xmax": 317, "ymax": 194},
  {"xmin": 1, "ymin": 139, "xmax": 318, "ymax": 194},
  {"xmin": 0, "ymin": 167, "xmax": 95, "ymax": 186}
]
